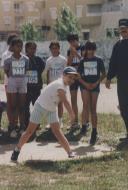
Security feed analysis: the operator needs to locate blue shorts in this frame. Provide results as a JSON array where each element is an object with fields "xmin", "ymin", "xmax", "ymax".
[{"xmin": 30, "ymin": 103, "xmax": 59, "ymax": 124}]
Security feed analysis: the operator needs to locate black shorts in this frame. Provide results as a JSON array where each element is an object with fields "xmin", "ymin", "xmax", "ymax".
[{"xmin": 80, "ymin": 83, "xmax": 100, "ymax": 93}]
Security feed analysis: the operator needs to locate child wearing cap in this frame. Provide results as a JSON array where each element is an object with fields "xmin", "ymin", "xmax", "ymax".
[
  {"xmin": 11, "ymin": 66, "xmax": 78, "ymax": 162},
  {"xmin": 78, "ymin": 41, "xmax": 106, "ymax": 145}
]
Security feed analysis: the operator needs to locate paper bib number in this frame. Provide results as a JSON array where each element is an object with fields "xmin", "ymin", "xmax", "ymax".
[{"xmin": 27, "ymin": 70, "xmax": 38, "ymax": 84}]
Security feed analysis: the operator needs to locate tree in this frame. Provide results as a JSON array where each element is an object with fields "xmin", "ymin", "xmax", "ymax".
[
  {"xmin": 20, "ymin": 23, "xmax": 43, "ymax": 41},
  {"xmin": 54, "ymin": 4, "xmax": 80, "ymax": 40}
]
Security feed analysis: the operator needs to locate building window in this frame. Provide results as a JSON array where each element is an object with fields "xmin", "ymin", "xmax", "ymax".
[
  {"xmin": 76, "ymin": 5, "xmax": 83, "ymax": 18},
  {"xmin": 106, "ymin": 28, "xmax": 119, "ymax": 38},
  {"xmin": 83, "ymin": 32, "xmax": 90, "ymax": 40},
  {"xmin": 87, "ymin": 4, "xmax": 102, "ymax": 16},
  {"xmin": 4, "ymin": 16, "xmax": 11, "ymax": 25},
  {"xmin": 50, "ymin": 7, "xmax": 57, "ymax": 20},
  {"xmin": 2, "ymin": 0, "xmax": 11, "ymax": 12},
  {"xmin": 14, "ymin": 3, "xmax": 23, "ymax": 12}
]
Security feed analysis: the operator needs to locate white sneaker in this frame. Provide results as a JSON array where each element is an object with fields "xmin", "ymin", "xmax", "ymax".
[
  {"xmin": 45, "ymin": 124, "xmax": 50, "ymax": 129},
  {"xmin": 10, "ymin": 130, "xmax": 18, "ymax": 138}
]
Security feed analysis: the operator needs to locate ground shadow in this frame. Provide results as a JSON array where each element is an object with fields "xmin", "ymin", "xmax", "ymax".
[
  {"xmin": 0, "ymin": 144, "xmax": 15, "ymax": 154},
  {"xmin": 36, "ymin": 128, "xmax": 84, "ymax": 143},
  {"xmin": 116, "ymin": 139, "xmax": 128, "ymax": 151},
  {"xmin": 73, "ymin": 145, "xmax": 98, "ymax": 156},
  {"xmin": 0, "ymin": 132, "xmax": 18, "ymax": 145}
]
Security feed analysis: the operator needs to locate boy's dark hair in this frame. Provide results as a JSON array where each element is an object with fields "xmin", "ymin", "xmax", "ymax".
[
  {"xmin": 7, "ymin": 34, "xmax": 18, "ymax": 45},
  {"xmin": 49, "ymin": 41, "xmax": 60, "ymax": 49},
  {"xmin": 25, "ymin": 41, "xmax": 37, "ymax": 52},
  {"xmin": 11, "ymin": 38, "xmax": 23, "ymax": 47},
  {"xmin": 85, "ymin": 41, "xmax": 97, "ymax": 50},
  {"xmin": 67, "ymin": 34, "xmax": 79, "ymax": 42}
]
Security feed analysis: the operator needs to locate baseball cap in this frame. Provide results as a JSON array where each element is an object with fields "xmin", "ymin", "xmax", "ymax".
[
  {"xmin": 63, "ymin": 66, "xmax": 78, "ymax": 75},
  {"xmin": 119, "ymin": 19, "xmax": 128, "ymax": 28}
]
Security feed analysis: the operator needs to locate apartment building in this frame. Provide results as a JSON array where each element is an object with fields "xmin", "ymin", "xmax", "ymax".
[
  {"xmin": 0, "ymin": 0, "xmax": 104, "ymax": 40},
  {"xmin": 92, "ymin": 0, "xmax": 128, "ymax": 40},
  {"xmin": 0, "ymin": 0, "xmax": 127, "ymax": 41}
]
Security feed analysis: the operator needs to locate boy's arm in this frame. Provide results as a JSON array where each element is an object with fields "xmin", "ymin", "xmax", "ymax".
[
  {"xmin": 58, "ymin": 89, "xmax": 75, "ymax": 123},
  {"xmin": 4, "ymin": 60, "xmax": 10, "ymax": 77},
  {"xmin": 46, "ymin": 70, "xmax": 50, "ymax": 84}
]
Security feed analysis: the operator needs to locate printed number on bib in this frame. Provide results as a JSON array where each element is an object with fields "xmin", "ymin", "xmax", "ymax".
[
  {"xmin": 27, "ymin": 71, "xmax": 38, "ymax": 84},
  {"xmin": 84, "ymin": 61, "xmax": 97, "ymax": 76},
  {"xmin": 12, "ymin": 60, "xmax": 25, "ymax": 76}
]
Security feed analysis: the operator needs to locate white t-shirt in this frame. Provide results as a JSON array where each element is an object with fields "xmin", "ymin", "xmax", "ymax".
[
  {"xmin": 45, "ymin": 54, "xmax": 67, "ymax": 82},
  {"xmin": 36, "ymin": 78, "xmax": 67, "ymax": 112},
  {"xmin": 1, "ymin": 49, "xmax": 12, "ymax": 85}
]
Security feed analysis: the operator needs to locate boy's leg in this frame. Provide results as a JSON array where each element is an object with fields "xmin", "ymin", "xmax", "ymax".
[
  {"xmin": 70, "ymin": 80, "xmax": 79, "ymax": 128},
  {"xmin": 18, "ymin": 93, "xmax": 26, "ymax": 132},
  {"xmin": 24, "ymin": 92, "xmax": 32, "ymax": 127},
  {"xmin": 7, "ymin": 93, "xmax": 17, "ymax": 133},
  {"xmin": 70, "ymin": 90, "xmax": 78, "ymax": 121},
  {"xmin": 17, "ymin": 122, "xmax": 38, "ymax": 149},
  {"xmin": 11, "ymin": 122, "xmax": 38, "ymax": 161},
  {"xmin": 50, "ymin": 122, "xmax": 72, "ymax": 155},
  {"xmin": 58, "ymin": 102, "xmax": 63, "ymax": 127},
  {"xmin": 90, "ymin": 92, "xmax": 99, "ymax": 145},
  {"xmin": 81, "ymin": 90, "xmax": 91, "ymax": 134}
]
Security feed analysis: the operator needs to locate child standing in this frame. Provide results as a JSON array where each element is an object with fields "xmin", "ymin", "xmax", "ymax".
[
  {"xmin": 4, "ymin": 38, "xmax": 29, "ymax": 137},
  {"xmin": 1, "ymin": 34, "xmax": 19, "ymax": 134},
  {"xmin": 67, "ymin": 34, "xmax": 85, "ymax": 129},
  {"xmin": 25, "ymin": 42, "xmax": 45, "ymax": 127},
  {"xmin": 11, "ymin": 66, "xmax": 78, "ymax": 162},
  {"xmin": 78, "ymin": 41, "xmax": 106, "ymax": 145},
  {"xmin": 45, "ymin": 41, "xmax": 67, "ymax": 126}
]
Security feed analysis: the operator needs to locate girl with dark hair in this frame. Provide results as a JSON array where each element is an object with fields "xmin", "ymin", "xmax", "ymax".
[{"xmin": 78, "ymin": 41, "xmax": 106, "ymax": 145}]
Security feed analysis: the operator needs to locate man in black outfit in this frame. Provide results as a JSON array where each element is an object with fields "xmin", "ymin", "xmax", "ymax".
[
  {"xmin": 106, "ymin": 18, "xmax": 128, "ymax": 140},
  {"xmin": 25, "ymin": 42, "xmax": 45, "ymax": 128}
]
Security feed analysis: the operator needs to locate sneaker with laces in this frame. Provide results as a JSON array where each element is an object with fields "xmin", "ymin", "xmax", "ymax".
[
  {"xmin": 119, "ymin": 134, "xmax": 128, "ymax": 141},
  {"xmin": 11, "ymin": 150, "xmax": 20, "ymax": 162},
  {"xmin": 90, "ymin": 130, "xmax": 98, "ymax": 145},
  {"xmin": 80, "ymin": 124, "xmax": 90, "ymax": 135},
  {"xmin": 10, "ymin": 129, "xmax": 18, "ymax": 138}
]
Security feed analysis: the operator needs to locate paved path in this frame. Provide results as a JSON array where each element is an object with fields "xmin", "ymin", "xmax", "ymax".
[{"xmin": 0, "ymin": 141, "xmax": 113, "ymax": 165}]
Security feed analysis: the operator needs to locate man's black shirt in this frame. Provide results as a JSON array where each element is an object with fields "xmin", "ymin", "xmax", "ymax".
[{"xmin": 107, "ymin": 39, "xmax": 128, "ymax": 80}]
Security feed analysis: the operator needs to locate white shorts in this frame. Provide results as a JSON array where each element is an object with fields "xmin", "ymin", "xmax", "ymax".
[
  {"xmin": 7, "ymin": 77, "xmax": 27, "ymax": 94},
  {"xmin": 30, "ymin": 102, "xmax": 59, "ymax": 124}
]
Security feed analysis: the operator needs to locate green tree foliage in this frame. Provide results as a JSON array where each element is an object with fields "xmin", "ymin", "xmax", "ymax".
[
  {"xmin": 54, "ymin": 4, "xmax": 80, "ymax": 40},
  {"xmin": 20, "ymin": 23, "xmax": 43, "ymax": 41}
]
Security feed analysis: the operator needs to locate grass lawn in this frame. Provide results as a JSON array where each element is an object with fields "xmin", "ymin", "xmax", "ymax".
[{"xmin": 0, "ymin": 113, "xmax": 128, "ymax": 190}]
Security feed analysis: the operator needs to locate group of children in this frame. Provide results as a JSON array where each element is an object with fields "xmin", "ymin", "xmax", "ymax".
[{"xmin": 0, "ymin": 33, "xmax": 106, "ymax": 161}]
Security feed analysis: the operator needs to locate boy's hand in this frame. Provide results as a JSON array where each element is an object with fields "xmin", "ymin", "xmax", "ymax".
[
  {"xmin": 90, "ymin": 81, "xmax": 99, "ymax": 89},
  {"xmin": 76, "ymin": 73, "xmax": 81, "ymax": 80}
]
